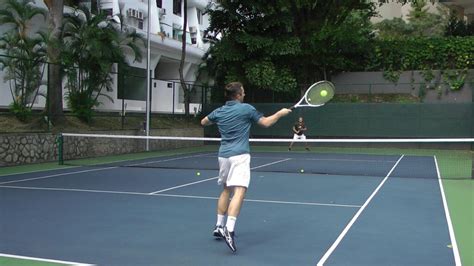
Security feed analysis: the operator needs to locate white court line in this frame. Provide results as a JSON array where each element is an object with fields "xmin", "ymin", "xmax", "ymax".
[
  {"xmin": 0, "ymin": 253, "xmax": 94, "ymax": 265},
  {"xmin": 0, "ymin": 165, "xmax": 80, "ymax": 178},
  {"xmin": 0, "ymin": 185, "xmax": 148, "ymax": 196},
  {"xmin": 198, "ymin": 154, "xmax": 397, "ymax": 163},
  {"xmin": 243, "ymin": 198, "xmax": 360, "ymax": 208},
  {"xmin": 154, "ymin": 193, "xmax": 361, "ymax": 208},
  {"xmin": 316, "ymin": 154, "xmax": 405, "ymax": 266},
  {"xmin": 127, "ymin": 152, "xmax": 215, "ymax": 166},
  {"xmin": 0, "ymin": 185, "xmax": 359, "ymax": 208},
  {"xmin": 0, "ymin": 153, "xmax": 214, "ymax": 186},
  {"xmin": 433, "ymin": 156, "xmax": 461, "ymax": 266},
  {"xmin": 147, "ymin": 158, "xmax": 292, "ymax": 195},
  {"xmin": 0, "ymin": 167, "xmax": 117, "ymax": 185}
]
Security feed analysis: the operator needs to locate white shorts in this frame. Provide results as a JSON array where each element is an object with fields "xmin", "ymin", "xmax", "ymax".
[
  {"xmin": 293, "ymin": 134, "xmax": 306, "ymax": 140},
  {"xmin": 217, "ymin": 154, "xmax": 251, "ymax": 188}
]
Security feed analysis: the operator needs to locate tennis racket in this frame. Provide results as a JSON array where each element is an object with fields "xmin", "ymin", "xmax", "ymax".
[{"xmin": 290, "ymin": 81, "xmax": 335, "ymax": 109}]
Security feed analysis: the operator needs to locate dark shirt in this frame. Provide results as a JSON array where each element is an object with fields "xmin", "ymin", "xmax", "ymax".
[{"xmin": 293, "ymin": 122, "xmax": 306, "ymax": 136}]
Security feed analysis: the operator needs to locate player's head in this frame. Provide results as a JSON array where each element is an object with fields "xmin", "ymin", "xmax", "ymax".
[
  {"xmin": 298, "ymin": 117, "xmax": 304, "ymax": 122},
  {"xmin": 225, "ymin": 82, "xmax": 245, "ymax": 102}
]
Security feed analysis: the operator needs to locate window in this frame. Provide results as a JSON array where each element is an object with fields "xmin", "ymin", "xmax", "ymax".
[
  {"xmin": 173, "ymin": 0, "xmax": 181, "ymax": 16},
  {"xmin": 172, "ymin": 24, "xmax": 182, "ymax": 40},
  {"xmin": 197, "ymin": 9, "xmax": 202, "ymax": 25},
  {"xmin": 156, "ymin": 0, "xmax": 162, "ymax": 8},
  {"xmin": 138, "ymin": 20, "xmax": 144, "ymax": 30},
  {"xmin": 103, "ymin": 8, "xmax": 113, "ymax": 17}
]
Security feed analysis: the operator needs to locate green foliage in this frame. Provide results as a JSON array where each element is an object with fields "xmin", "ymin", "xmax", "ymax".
[
  {"xmin": 372, "ymin": 0, "xmax": 471, "ymax": 91},
  {"xmin": 203, "ymin": 0, "xmax": 376, "ymax": 101},
  {"xmin": 374, "ymin": 0, "xmax": 448, "ymax": 38},
  {"xmin": 65, "ymin": 90, "xmax": 97, "ymax": 122},
  {"xmin": 0, "ymin": 0, "xmax": 47, "ymax": 121},
  {"xmin": 370, "ymin": 37, "xmax": 474, "ymax": 90},
  {"xmin": 445, "ymin": 15, "xmax": 474, "ymax": 37},
  {"xmin": 61, "ymin": 6, "xmax": 143, "ymax": 122},
  {"xmin": 9, "ymin": 100, "xmax": 32, "ymax": 122}
]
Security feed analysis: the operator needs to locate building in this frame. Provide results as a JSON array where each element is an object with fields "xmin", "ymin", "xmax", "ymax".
[
  {"xmin": 372, "ymin": 0, "xmax": 474, "ymax": 23},
  {"xmin": 0, "ymin": 0, "xmax": 212, "ymax": 115}
]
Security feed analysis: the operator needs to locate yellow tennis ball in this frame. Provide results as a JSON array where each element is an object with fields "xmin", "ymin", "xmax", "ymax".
[
  {"xmin": 320, "ymin": 90, "xmax": 328, "ymax": 97},
  {"xmin": 300, "ymin": 169, "xmax": 305, "ymax": 173},
  {"xmin": 196, "ymin": 172, "xmax": 201, "ymax": 176}
]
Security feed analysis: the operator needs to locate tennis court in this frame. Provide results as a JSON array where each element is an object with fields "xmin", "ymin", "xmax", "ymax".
[{"xmin": 0, "ymin": 136, "xmax": 472, "ymax": 265}]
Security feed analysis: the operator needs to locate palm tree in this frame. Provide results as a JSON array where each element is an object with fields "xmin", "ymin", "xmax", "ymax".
[
  {"xmin": 0, "ymin": 0, "xmax": 47, "ymax": 121},
  {"xmin": 61, "ymin": 5, "xmax": 143, "ymax": 122},
  {"xmin": 43, "ymin": 0, "xmax": 64, "ymax": 124},
  {"xmin": 179, "ymin": 0, "xmax": 191, "ymax": 116}
]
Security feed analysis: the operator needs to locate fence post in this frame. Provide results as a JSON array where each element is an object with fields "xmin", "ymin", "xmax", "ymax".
[
  {"xmin": 57, "ymin": 133, "xmax": 63, "ymax": 165},
  {"xmin": 368, "ymin": 84, "xmax": 372, "ymax": 103}
]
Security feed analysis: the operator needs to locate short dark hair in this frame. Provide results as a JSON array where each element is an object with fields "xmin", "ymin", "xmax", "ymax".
[{"xmin": 225, "ymin": 82, "xmax": 243, "ymax": 100}]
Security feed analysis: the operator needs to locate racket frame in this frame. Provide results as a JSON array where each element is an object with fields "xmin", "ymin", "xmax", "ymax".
[{"xmin": 291, "ymin": 80, "xmax": 335, "ymax": 109}]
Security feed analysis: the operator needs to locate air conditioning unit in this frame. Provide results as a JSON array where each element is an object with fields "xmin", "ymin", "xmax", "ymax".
[
  {"xmin": 189, "ymin": 26, "xmax": 197, "ymax": 33},
  {"xmin": 159, "ymin": 8, "xmax": 166, "ymax": 17}
]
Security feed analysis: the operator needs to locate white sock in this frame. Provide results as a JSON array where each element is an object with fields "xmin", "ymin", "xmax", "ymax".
[
  {"xmin": 216, "ymin": 214, "xmax": 225, "ymax": 227},
  {"xmin": 226, "ymin": 216, "xmax": 237, "ymax": 232}
]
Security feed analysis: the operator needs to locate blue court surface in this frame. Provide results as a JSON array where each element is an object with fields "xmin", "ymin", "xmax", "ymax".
[{"xmin": 0, "ymin": 151, "xmax": 460, "ymax": 265}]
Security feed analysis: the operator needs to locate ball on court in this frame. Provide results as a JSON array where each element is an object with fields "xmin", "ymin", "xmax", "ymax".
[
  {"xmin": 320, "ymin": 90, "xmax": 328, "ymax": 97},
  {"xmin": 300, "ymin": 169, "xmax": 305, "ymax": 173},
  {"xmin": 196, "ymin": 172, "xmax": 201, "ymax": 176}
]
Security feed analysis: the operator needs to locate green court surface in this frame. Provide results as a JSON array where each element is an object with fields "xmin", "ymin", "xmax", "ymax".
[
  {"xmin": 0, "ymin": 257, "xmax": 60, "ymax": 266},
  {"xmin": 0, "ymin": 256, "xmax": 90, "ymax": 266}
]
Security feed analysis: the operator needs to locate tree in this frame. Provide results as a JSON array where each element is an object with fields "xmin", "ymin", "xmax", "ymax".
[
  {"xmin": 61, "ymin": 6, "xmax": 143, "ymax": 122},
  {"xmin": 43, "ymin": 0, "xmax": 64, "ymax": 124},
  {"xmin": 374, "ymin": 0, "xmax": 448, "ymax": 38},
  {"xmin": 0, "ymin": 0, "xmax": 47, "ymax": 121},
  {"xmin": 179, "ymin": 0, "xmax": 191, "ymax": 116},
  {"xmin": 203, "ymin": 0, "xmax": 376, "ymax": 100},
  {"xmin": 445, "ymin": 14, "xmax": 474, "ymax": 37}
]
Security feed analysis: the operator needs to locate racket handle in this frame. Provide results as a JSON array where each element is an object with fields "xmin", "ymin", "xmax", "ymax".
[{"xmin": 290, "ymin": 106, "xmax": 296, "ymax": 110}]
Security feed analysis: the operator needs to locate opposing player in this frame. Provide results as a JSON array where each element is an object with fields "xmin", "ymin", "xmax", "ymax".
[{"xmin": 288, "ymin": 117, "xmax": 310, "ymax": 151}]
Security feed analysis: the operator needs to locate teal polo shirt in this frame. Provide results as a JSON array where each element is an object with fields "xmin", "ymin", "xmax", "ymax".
[{"xmin": 207, "ymin": 100, "xmax": 263, "ymax": 158}]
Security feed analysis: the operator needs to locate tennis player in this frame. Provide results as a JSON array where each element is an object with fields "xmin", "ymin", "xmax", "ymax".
[
  {"xmin": 201, "ymin": 82, "xmax": 291, "ymax": 253},
  {"xmin": 288, "ymin": 117, "xmax": 310, "ymax": 151}
]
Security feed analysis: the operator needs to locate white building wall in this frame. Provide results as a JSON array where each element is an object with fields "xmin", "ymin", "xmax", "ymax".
[
  {"xmin": 0, "ymin": 0, "xmax": 212, "ymax": 114},
  {"xmin": 372, "ymin": 1, "xmax": 444, "ymax": 23}
]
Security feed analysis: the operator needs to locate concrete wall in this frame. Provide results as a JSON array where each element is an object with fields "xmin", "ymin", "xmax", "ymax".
[{"xmin": 331, "ymin": 70, "xmax": 474, "ymax": 103}]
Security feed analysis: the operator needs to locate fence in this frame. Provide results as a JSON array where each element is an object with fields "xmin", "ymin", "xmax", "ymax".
[{"xmin": 203, "ymin": 102, "xmax": 474, "ymax": 138}]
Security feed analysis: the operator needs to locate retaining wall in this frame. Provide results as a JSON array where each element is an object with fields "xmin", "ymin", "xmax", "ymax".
[{"xmin": 0, "ymin": 128, "xmax": 204, "ymax": 167}]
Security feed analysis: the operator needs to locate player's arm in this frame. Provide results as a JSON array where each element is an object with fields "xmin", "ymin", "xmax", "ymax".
[
  {"xmin": 201, "ymin": 116, "xmax": 214, "ymax": 126},
  {"xmin": 258, "ymin": 108, "xmax": 291, "ymax": 128},
  {"xmin": 292, "ymin": 126, "xmax": 298, "ymax": 134}
]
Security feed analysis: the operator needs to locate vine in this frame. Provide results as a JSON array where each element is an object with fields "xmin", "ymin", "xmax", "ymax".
[{"xmin": 371, "ymin": 37, "xmax": 474, "ymax": 94}]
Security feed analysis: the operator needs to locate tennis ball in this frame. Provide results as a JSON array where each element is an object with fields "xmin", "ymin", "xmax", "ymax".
[
  {"xmin": 320, "ymin": 90, "xmax": 328, "ymax": 97},
  {"xmin": 196, "ymin": 172, "xmax": 201, "ymax": 176},
  {"xmin": 300, "ymin": 169, "xmax": 305, "ymax": 173}
]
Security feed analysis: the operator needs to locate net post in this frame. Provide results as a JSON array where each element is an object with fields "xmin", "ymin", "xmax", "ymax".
[{"xmin": 57, "ymin": 133, "xmax": 64, "ymax": 165}]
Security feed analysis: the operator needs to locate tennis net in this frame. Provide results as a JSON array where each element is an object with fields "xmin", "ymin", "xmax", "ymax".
[{"xmin": 58, "ymin": 133, "xmax": 473, "ymax": 180}]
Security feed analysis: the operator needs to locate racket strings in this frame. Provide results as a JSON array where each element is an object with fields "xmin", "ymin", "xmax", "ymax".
[{"xmin": 306, "ymin": 84, "xmax": 334, "ymax": 105}]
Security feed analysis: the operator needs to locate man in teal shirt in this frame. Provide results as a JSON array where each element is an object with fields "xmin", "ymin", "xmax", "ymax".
[{"xmin": 201, "ymin": 82, "xmax": 291, "ymax": 252}]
